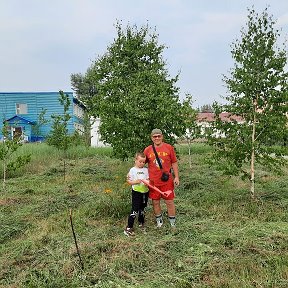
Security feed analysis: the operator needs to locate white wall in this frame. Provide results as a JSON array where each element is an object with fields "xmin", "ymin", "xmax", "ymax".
[{"xmin": 90, "ymin": 118, "xmax": 108, "ymax": 147}]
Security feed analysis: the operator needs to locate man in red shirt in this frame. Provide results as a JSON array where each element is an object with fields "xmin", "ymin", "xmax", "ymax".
[{"xmin": 144, "ymin": 128, "xmax": 179, "ymax": 228}]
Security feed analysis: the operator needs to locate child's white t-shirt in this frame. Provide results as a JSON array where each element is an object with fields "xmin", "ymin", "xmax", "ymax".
[{"xmin": 127, "ymin": 167, "xmax": 149, "ymax": 193}]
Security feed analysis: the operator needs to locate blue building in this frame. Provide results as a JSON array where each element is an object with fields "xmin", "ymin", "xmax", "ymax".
[{"xmin": 0, "ymin": 92, "xmax": 85, "ymax": 142}]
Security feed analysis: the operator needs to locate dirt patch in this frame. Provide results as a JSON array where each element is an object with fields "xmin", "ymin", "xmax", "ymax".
[{"xmin": 0, "ymin": 197, "xmax": 20, "ymax": 206}]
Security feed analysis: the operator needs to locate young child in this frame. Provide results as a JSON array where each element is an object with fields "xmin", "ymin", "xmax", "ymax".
[{"xmin": 124, "ymin": 152, "xmax": 149, "ymax": 236}]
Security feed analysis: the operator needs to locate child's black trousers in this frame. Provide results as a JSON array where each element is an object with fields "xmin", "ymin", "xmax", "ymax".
[{"xmin": 127, "ymin": 190, "xmax": 149, "ymax": 228}]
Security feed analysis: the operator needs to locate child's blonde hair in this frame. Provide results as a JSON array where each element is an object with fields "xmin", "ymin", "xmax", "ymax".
[{"xmin": 135, "ymin": 152, "xmax": 146, "ymax": 159}]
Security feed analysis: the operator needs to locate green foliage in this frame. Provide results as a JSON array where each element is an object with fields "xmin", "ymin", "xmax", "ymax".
[
  {"xmin": 181, "ymin": 94, "xmax": 201, "ymax": 167},
  {"xmin": 207, "ymin": 7, "xmax": 288, "ymax": 195},
  {"xmin": 31, "ymin": 108, "xmax": 49, "ymax": 140},
  {"xmin": 82, "ymin": 112, "xmax": 92, "ymax": 147},
  {"xmin": 7, "ymin": 155, "xmax": 31, "ymax": 172},
  {"xmin": 0, "ymin": 122, "xmax": 31, "ymax": 191},
  {"xmin": 46, "ymin": 90, "xmax": 73, "ymax": 181},
  {"xmin": 47, "ymin": 91, "xmax": 72, "ymax": 151},
  {"xmin": 200, "ymin": 104, "xmax": 214, "ymax": 113},
  {"xmin": 69, "ymin": 131, "xmax": 87, "ymax": 147},
  {"xmin": 71, "ymin": 22, "xmax": 186, "ymax": 159},
  {"xmin": 182, "ymin": 94, "xmax": 201, "ymax": 141}
]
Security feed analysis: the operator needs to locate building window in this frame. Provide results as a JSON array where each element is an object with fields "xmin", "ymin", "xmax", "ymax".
[
  {"xmin": 74, "ymin": 123, "xmax": 84, "ymax": 135},
  {"xmin": 73, "ymin": 104, "xmax": 84, "ymax": 119},
  {"xmin": 16, "ymin": 103, "xmax": 28, "ymax": 114}
]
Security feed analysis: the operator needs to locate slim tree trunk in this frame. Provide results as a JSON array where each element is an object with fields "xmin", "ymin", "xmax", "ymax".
[
  {"xmin": 250, "ymin": 101, "xmax": 256, "ymax": 199},
  {"xmin": 188, "ymin": 138, "xmax": 192, "ymax": 168},
  {"xmin": 2, "ymin": 160, "xmax": 6, "ymax": 192},
  {"xmin": 250, "ymin": 141, "xmax": 255, "ymax": 199}
]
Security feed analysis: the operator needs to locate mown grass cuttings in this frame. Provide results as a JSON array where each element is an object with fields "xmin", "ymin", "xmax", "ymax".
[{"xmin": 0, "ymin": 143, "xmax": 287, "ymax": 287}]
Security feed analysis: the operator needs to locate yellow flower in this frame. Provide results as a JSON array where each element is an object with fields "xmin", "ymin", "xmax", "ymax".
[{"xmin": 104, "ymin": 188, "xmax": 112, "ymax": 193}]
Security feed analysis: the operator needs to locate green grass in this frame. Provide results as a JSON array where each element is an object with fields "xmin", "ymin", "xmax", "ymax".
[{"xmin": 0, "ymin": 143, "xmax": 287, "ymax": 287}]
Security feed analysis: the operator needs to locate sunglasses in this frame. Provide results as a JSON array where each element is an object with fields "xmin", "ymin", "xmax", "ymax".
[{"xmin": 152, "ymin": 135, "xmax": 162, "ymax": 139}]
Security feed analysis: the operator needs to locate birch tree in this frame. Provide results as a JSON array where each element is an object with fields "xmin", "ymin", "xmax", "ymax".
[
  {"xmin": 47, "ymin": 91, "xmax": 72, "ymax": 181},
  {"xmin": 208, "ymin": 7, "xmax": 288, "ymax": 198}
]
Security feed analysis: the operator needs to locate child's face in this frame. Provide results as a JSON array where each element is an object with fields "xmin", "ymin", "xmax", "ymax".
[{"xmin": 135, "ymin": 156, "xmax": 146, "ymax": 168}]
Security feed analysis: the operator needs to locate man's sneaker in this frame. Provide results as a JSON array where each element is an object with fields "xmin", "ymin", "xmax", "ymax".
[
  {"xmin": 156, "ymin": 219, "xmax": 163, "ymax": 228},
  {"xmin": 124, "ymin": 227, "xmax": 135, "ymax": 237},
  {"xmin": 155, "ymin": 214, "xmax": 163, "ymax": 228}
]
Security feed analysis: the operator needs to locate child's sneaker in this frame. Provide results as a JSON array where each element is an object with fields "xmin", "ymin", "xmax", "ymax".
[{"xmin": 124, "ymin": 227, "xmax": 135, "ymax": 237}]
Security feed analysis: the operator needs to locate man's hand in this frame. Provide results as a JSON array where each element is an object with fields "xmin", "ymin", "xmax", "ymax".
[{"xmin": 174, "ymin": 177, "xmax": 179, "ymax": 186}]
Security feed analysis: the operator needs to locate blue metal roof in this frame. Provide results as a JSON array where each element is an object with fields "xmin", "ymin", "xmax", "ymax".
[{"xmin": 5, "ymin": 115, "xmax": 36, "ymax": 125}]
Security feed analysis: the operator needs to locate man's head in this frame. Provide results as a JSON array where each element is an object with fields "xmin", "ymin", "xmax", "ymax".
[{"xmin": 151, "ymin": 128, "xmax": 163, "ymax": 146}]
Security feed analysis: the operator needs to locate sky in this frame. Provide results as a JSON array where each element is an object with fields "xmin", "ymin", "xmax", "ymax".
[{"xmin": 1, "ymin": 0, "xmax": 288, "ymax": 108}]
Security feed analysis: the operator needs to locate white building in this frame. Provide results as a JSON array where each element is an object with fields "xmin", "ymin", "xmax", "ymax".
[
  {"xmin": 90, "ymin": 118, "xmax": 108, "ymax": 147},
  {"xmin": 196, "ymin": 112, "xmax": 244, "ymax": 138}
]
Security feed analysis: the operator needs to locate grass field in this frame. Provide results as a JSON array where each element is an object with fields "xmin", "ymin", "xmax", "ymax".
[{"xmin": 0, "ymin": 143, "xmax": 287, "ymax": 287}]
